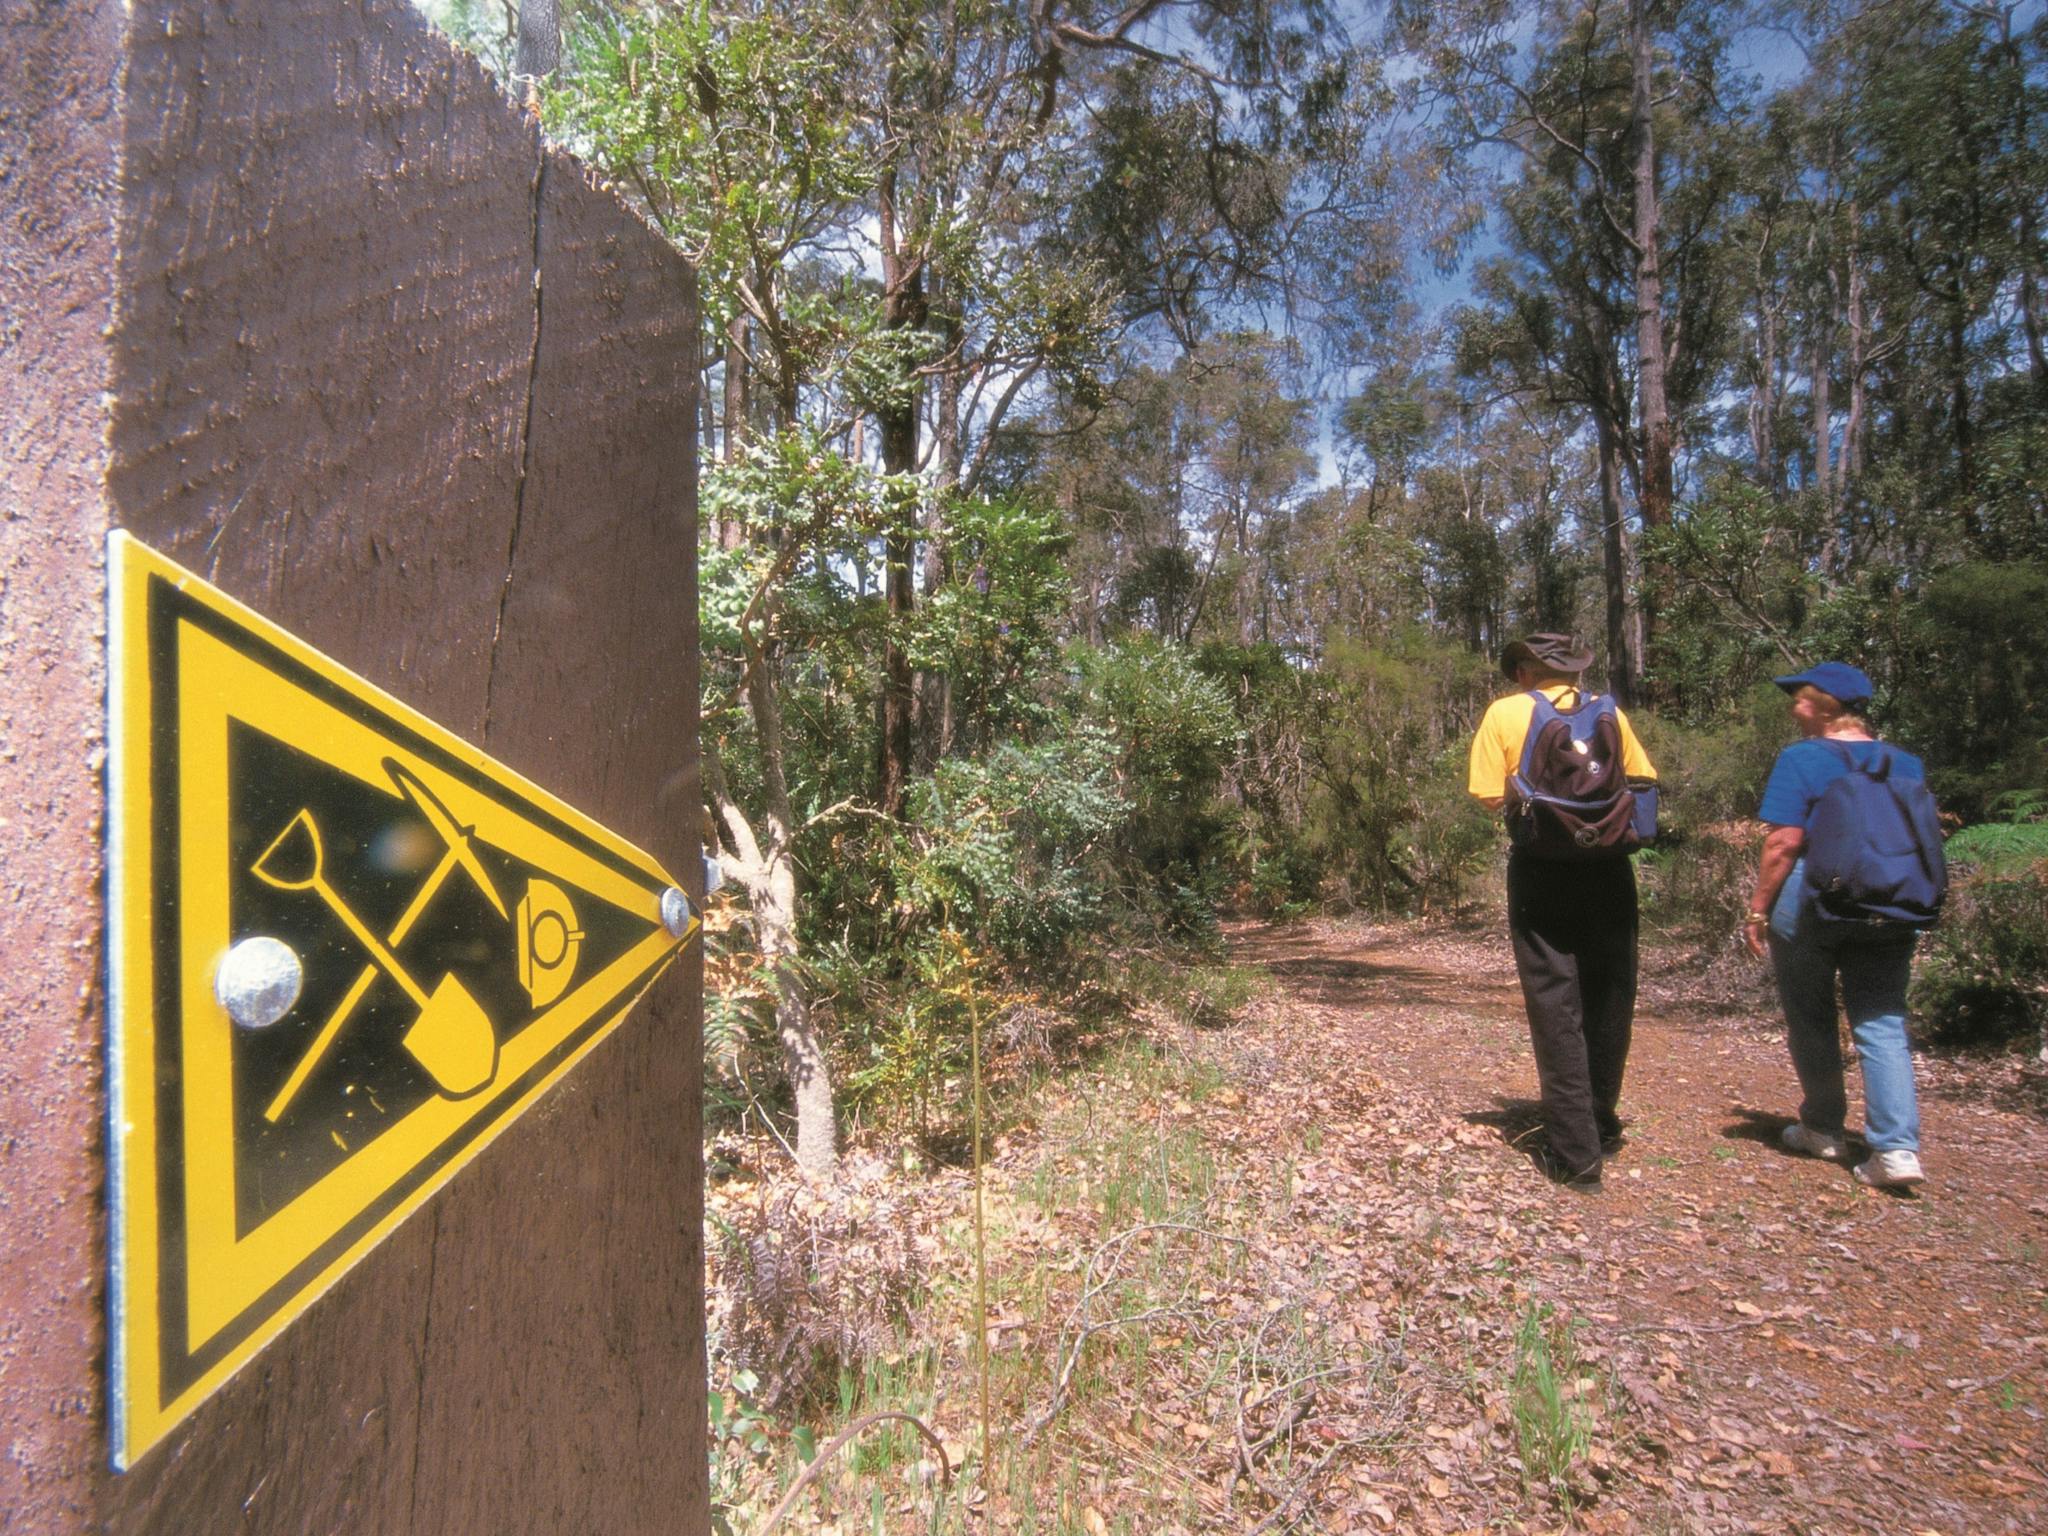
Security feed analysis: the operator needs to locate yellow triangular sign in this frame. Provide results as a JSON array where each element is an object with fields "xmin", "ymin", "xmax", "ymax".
[{"xmin": 106, "ymin": 532, "xmax": 698, "ymax": 1469}]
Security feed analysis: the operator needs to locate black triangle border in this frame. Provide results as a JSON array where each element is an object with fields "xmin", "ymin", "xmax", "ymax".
[{"xmin": 143, "ymin": 570, "xmax": 668, "ymax": 1405}]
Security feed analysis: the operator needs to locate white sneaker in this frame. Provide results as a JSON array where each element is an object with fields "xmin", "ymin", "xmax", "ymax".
[
  {"xmin": 1781, "ymin": 1122, "xmax": 1848, "ymax": 1162},
  {"xmin": 1855, "ymin": 1149, "xmax": 1925, "ymax": 1188}
]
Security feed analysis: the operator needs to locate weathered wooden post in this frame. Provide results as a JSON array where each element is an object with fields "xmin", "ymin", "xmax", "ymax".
[{"xmin": 1, "ymin": 2, "xmax": 709, "ymax": 1530}]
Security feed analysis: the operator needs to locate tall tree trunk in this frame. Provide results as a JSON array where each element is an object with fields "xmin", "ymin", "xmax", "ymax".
[
  {"xmin": 754, "ymin": 857, "xmax": 834, "ymax": 1175},
  {"xmin": 876, "ymin": 168, "xmax": 924, "ymax": 814},
  {"xmin": 1629, "ymin": 0, "xmax": 1673, "ymax": 691},
  {"xmin": 515, "ymin": 0, "xmax": 559, "ymax": 81},
  {"xmin": 1594, "ymin": 408, "xmax": 1638, "ymax": 708},
  {"xmin": 2018, "ymin": 207, "xmax": 2048, "ymax": 387},
  {"xmin": 1949, "ymin": 282, "xmax": 1977, "ymax": 510},
  {"xmin": 1810, "ymin": 332, "xmax": 1832, "ymax": 507},
  {"xmin": 1749, "ymin": 273, "xmax": 1781, "ymax": 492},
  {"xmin": 718, "ymin": 317, "xmax": 750, "ymax": 550},
  {"xmin": 706, "ymin": 661, "xmax": 838, "ymax": 1176},
  {"xmin": 701, "ymin": 342, "xmax": 719, "ymax": 470},
  {"xmin": 723, "ymin": 317, "xmax": 749, "ymax": 463},
  {"xmin": 1994, "ymin": 7, "xmax": 2048, "ymax": 386},
  {"xmin": 924, "ymin": 312, "xmax": 964, "ymax": 762},
  {"xmin": 1836, "ymin": 244, "xmax": 1871, "ymax": 569}
]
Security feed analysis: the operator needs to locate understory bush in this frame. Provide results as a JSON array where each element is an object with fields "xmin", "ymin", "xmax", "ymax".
[
  {"xmin": 1208, "ymin": 631, "xmax": 1498, "ymax": 914},
  {"xmin": 1914, "ymin": 796, "xmax": 2048, "ymax": 1050},
  {"xmin": 893, "ymin": 728, "xmax": 1127, "ymax": 958},
  {"xmin": 1621, "ymin": 688, "xmax": 1786, "ymax": 935},
  {"xmin": 709, "ymin": 1172, "xmax": 925, "ymax": 1414},
  {"xmin": 1071, "ymin": 637, "xmax": 1241, "ymax": 933}
]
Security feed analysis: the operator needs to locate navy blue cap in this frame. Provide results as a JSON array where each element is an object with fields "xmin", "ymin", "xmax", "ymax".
[{"xmin": 1773, "ymin": 661, "xmax": 1873, "ymax": 709}]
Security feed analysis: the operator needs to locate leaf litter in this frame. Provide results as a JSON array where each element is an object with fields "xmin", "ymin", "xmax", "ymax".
[{"xmin": 705, "ymin": 913, "xmax": 2047, "ymax": 1533}]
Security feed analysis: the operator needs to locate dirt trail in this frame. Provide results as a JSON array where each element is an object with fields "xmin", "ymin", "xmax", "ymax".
[{"xmin": 1227, "ymin": 916, "xmax": 2048, "ymax": 1535}]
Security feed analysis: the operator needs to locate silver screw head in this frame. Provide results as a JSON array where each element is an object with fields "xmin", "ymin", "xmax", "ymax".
[
  {"xmin": 660, "ymin": 886, "xmax": 694, "ymax": 938},
  {"xmin": 702, "ymin": 852, "xmax": 725, "ymax": 897},
  {"xmin": 215, "ymin": 936, "xmax": 303, "ymax": 1029}
]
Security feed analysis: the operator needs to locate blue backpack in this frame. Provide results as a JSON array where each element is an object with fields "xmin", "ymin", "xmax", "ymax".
[
  {"xmin": 1505, "ymin": 690, "xmax": 1658, "ymax": 861},
  {"xmin": 1802, "ymin": 742, "xmax": 1947, "ymax": 928}
]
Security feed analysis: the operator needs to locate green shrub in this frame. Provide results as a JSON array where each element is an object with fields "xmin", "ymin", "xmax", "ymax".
[
  {"xmin": 1944, "ymin": 792, "xmax": 2048, "ymax": 876},
  {"xmin": 1205, "ymin": 630, "xmax": 1498, "ymax": 914},
  {"xmin": 1914, "ymin": 861, "xmax": 2048, "ymax": 1051},
  {"xmin": 1069, "ymin": 637, "xmax": 1241, "ymax": 933},
  {"xmin": 1628, "ymin": 689, "xmax": 1786, "ymax": 934},
  {"xmin": 1896, "ymin": 562, "xmax": 2048, "ymax": 819},
  {"xmin": 893, "ymin": 728, "xmax": 1127, "ymax": 959}
]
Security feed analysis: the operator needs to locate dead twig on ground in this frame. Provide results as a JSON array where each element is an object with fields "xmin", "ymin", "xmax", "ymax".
[
  {"xmin": 754, "ymin": 1410, "xmax": 950, "ymax": 1536},
  {"xmin": 1023, "ymin": 1222, "xmax": 1252, "ymax": 1444}
]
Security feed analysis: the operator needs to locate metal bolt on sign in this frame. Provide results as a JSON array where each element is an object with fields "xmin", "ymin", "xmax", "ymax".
[
  {"xmin": 660, "ymin": 886, "xmax": 693, "ymax": 939},
  {"xmin": 214, "ymin": 936, "xmax": 304, "ymax": 1030}
]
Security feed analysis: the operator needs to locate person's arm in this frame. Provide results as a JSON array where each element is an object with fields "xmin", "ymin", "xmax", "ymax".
[
  {"xmin": 1743, "ymin": 824, "xmax": 1805, "ymax": 958},
  {"xmin": 1616, "ymin": 709, "xmax": 1657, "ymax": 781},
  {"xmin": 1468, "ymin": 703, "xmax": 1508, "ymax": 811}
]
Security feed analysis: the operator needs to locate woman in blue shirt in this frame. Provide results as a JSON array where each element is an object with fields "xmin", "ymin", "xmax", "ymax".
[{"xmin": 1743, "ymin": 662, "xmax": 1927, "ymax": 1189}]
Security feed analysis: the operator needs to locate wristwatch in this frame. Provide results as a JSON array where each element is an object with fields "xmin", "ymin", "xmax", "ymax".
[{"xmin": 1742, "ymin": 911, "xmax": 1769, "ymax": 926}]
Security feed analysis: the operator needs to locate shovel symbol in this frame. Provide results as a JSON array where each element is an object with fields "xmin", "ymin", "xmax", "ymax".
[{"xmin": 252, "ymin": 808, "xmax": 500, "ymax": 1102}]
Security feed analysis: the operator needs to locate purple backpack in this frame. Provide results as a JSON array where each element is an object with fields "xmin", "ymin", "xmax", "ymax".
[{"xmin": 1505, "ymin": 690, "xmax": 1657, "ymax": 861}]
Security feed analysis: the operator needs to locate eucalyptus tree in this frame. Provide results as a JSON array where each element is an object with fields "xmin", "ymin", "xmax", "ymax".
[
  {"xmin": 543, "ymin": 0, "xmax": 1413, "ymax": 1171},
  {"xmin": 1391, "ymin": 0, "xmax": 1745, "ymax": 694}
]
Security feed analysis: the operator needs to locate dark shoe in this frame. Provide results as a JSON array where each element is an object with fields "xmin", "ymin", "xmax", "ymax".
[{"xmin": 1539, "ymin": 1150, "xmax": 1604, "ymax": 1191}]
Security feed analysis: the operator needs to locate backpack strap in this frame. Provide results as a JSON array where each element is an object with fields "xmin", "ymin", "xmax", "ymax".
[
  {"xmin": 1516, "ymin": 688, "xmax": 1580, "ymax": 779},
  {"xmin": 1821, "ymin": 737, "xmax": 1892, "ymax": 779}
]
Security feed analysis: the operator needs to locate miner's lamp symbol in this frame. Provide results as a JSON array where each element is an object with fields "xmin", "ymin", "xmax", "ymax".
[{"xmin": 516, "ymin": 879, "xmax": 583, "ymax": 1009}]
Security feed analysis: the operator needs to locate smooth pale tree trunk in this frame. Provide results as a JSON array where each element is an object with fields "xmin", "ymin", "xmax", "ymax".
[
  {"xmin": 876, "ymin": 167, "xmax": 922, "ymax": 815},
  {"xmin": 718, "ymin": 318, "xmax": 749, "ymax": 550},
  {"xmin": 750, "ymin": 857, "xmax": 835, "ymax": 1175},
  {"xmin": 1949, "ymin": 290, "xmax": 1976, "ymax": 514},
  {"xmin": 1749, "ymin": 247, "xmax": 1782, "ymax": 493},
  {"xmin": 925, "ymin": 311, "xmax": 963, "ymax": 760},
  {"xmin": 708, "ymin": 652, "xmax": 838, "ymax": 1176},
  {"xmin": 723, "ymin": 316, "xmax": 749, "ymax": 464},
  {"xmin": 1831, "ymin": 243, "xmax": 1872, "ymax": 570},
  {"xmin": 1810, "ymin": 333, "xmax": 1832, "ymax": 507},
  {"xmin": 1992, "ymin": 7, "xmax": 2048, "ymax": 386}
]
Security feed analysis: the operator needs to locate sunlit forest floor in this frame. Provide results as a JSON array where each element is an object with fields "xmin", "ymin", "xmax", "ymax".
[{"xmin": 706, "ymin": 917, "xmax": 2048, "ymax": 1535}]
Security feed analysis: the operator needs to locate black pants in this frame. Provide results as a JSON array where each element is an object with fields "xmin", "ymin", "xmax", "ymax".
[{"xmin": 1506, "ymin": 852, "xmax": 1639, "ymax": 1179}]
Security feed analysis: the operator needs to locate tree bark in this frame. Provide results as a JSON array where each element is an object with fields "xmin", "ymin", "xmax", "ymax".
[
  {"xmin": 724, "ymin": 316, "xmax": 750, "ymax": 455},
  {"xmin": 1810, "ymin": 330, "xmax": 1832, "ymax": 507},
  {"xmin": 515, "ymin": 0, "xmax": 559, "ymax": 81},
  {"xmin": 1749, "ymin": 259, "xmax": 1781, "ymax": 492},
  {"xmin": 1993, "ymin": 5, "xmax": 2048, "ymax": 386},
  {"xmin": 1836, "ymin": 242, "xmax": 1871, "ymax": 568},
  {"xmin": 717, "ymin": 317, "xmax": 750, "ymax": 549},
  {"xmin": 1949, "ymin": 282, "xmax": 1977, "ymax": 507},
  {"xmin": 1594, "ymin": 407, "xmax": 1638, "ymax": 709},
  {"xmin": 1629, "ymin": 0, "xmax": 1673, "ymax": 691},
  {"xmin": 705, "ymin": 695, "xmax": 838, "ymax": 1177},
  {"xmin": 876, "ymin": 164, "xmax": 925, "ymax": 814}
]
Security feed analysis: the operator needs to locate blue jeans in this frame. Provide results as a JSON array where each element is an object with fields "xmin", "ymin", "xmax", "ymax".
[{"xmin": 1767, "ymin": 862, "xmax": 1921, "ymax": 1152}]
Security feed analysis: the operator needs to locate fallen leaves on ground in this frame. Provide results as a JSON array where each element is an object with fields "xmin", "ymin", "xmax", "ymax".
[{"xmin": 707, "ymin": 913, "xmax": 2048, "ymax": 1534}]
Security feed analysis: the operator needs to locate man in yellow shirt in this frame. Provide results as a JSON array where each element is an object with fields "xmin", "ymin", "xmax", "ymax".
[{"xmin": 1468, "ymin": 633, "xmax": 1657, "ymax": 1191}]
